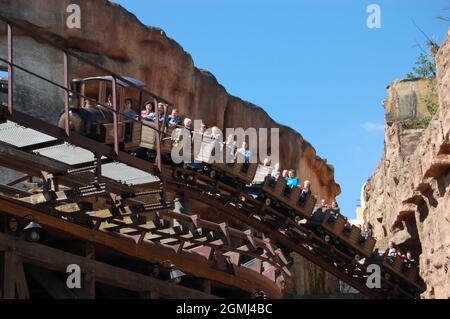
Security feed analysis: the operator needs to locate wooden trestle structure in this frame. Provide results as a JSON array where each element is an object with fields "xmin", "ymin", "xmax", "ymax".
[{"xmin": 0, "ymin": 14, "xmax": 424, "ymax": 299}]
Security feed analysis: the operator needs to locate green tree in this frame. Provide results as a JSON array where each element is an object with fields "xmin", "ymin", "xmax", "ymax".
[
  {"xmin": 407, "ymin": 23, "xmax": 439, "ymax": 79},
  {"xmin": 406, "ymin": 52, "xmax": 436, "ymax": 79}
]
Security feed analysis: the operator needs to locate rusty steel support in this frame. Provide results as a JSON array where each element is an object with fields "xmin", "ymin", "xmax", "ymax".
[
  {"xmin": 112, "ymin": 76, "xmax": 119, "ymax": 157},
  {"xmin": 63, "ymin": 51, "xmax": 70, "ymax": 136},
  {"xmin": 7, "ymin": 23, "xmax": 13, "ymax": 115},
  {"xmin": 154, "ymin": 97, "xmax": 162, "ymax": 173},
  {"xmin": 0, "ymin": 15, "xmax": 172, "ymax": 107},
  {"xmin": 154, "ymin": 97, "xmax": 167, "ymax": 203},
  {"xmin": 94, "ymin": 153, "xmax": 102, "ymax": 184}
]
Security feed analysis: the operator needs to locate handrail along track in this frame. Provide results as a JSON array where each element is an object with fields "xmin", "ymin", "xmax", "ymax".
[{"xmin": 0, "ymin": 15, "xmax": 424, "ymax": 299}]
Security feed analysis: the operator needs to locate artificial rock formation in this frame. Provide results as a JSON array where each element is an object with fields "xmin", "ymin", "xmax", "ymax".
[
  {"xmin": 0, "ymin": 0, "xmax": 341, "ymax": 296},
  {"xmin": 0, "ymin": 0, "xmax": 340, "ymax": 201},
  {"xmin": 384, "ymin": 78, "xmax": 438, "ymax": 125},
  {"xmin": 363, "ymin": 29, "xmax": 450, "ymax": 299}
]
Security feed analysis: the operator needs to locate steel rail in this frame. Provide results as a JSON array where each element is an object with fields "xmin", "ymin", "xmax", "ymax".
[{"xmin": 0, "ymin": 15, "xmax": 172, "ymax": 106}]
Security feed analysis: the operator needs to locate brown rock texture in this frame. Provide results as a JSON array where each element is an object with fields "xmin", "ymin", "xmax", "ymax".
[
  {"xmin": 0, "ymin": 0, "xmax": 339, "ymax": 201},
  {"xmin": 0, "ymin": 0, "xmax": 341, "ymax": 296},
  {"xmin": 384, "ymin": 78, "xmax": 438, "ymax": 125},
  {"xmin": 363, "ymin": 29, "xmax": 450, "ymax": 299}
]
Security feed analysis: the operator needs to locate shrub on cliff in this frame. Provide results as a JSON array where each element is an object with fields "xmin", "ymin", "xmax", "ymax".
[
  {"xmin": 407, "ymin": 36, "xmax": 439, "ymax": 79},
  {"xmin": 406, "ymin": 52, "xmax": 436, "ymax": 79}
]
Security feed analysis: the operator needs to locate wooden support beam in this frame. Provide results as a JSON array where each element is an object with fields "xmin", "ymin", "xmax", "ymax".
[
  {"xmin": 0, "ymin": 231, "xmax": 220, "ymax": 299},
  {"xmin": 3, "ymin": 250, "xmax": 17, "ymax": 299},
  {"xmin": 100, "ymin": 217, "xmax": 169, "ymax": 233},
  {"xmin": 15, "ymin": 261, "xmax": 29, "ymax": 299},
  {"xmin": 19, "ymin": 139, "xmax": 63, "ymax": 152},
  {"xmin": 150, "ymin": 288, "xmax": 160, "ymax": 299},
  {"xmin": 107, "ymin": 218, "xmax": 285, "ymax": 274},
  {"xmin": 84, "ymin": 243, "xmax": 95, "ymax": 299},
  {"xmin": 6, "ymin": 174, "xmax": 29, "ymax": 186},
  {"xmin": 0, "ymin": 252, "xmax": 4, "ymax": 298},
  {"xmin": 140, "ymin": 287, "xmax": 160, "ymax": 299},
  {"xmin": 162, "ymin": 211, "xmax": 279, "ymax": 256},
  {"xmin": 87, "ymin": 202, "xmax": 171, "ymax": 220},
  {"xmin": 27, "ymin": 266, "xmax": 79, "ymax": 299},
  {"xmin": 203, "ymin": 279, "xmax": 211, "ymax": 294},
  {"xmin": 167, "ymin": 180, "xmax": 384, "ymax": 299},
  {"xmin": 0, "ymin": 194, "xmax": 283, "ymax": 298},
  {"xmin": 22, "ymin": 183, "xmax": 107, "ymax": 205},
  {"xmin": 0, "ymin": 184, "xmax": 31, "ymax": 197}
]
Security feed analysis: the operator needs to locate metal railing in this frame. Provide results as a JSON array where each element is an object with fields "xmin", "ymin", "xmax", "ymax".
[{"xmin": 0, "ymin": 14, "xmax": 173, "ymax": 173}]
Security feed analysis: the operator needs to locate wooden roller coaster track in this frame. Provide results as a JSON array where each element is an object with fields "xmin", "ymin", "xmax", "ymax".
[{"xmin": 0, "ymin": 15, "xmax": 424, "ymax": 299}]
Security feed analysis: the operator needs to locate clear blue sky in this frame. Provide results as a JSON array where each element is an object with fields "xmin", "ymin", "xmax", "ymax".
[{"xmin": 113, "ymin": 0, "xmax": 449, "ymax": 218}]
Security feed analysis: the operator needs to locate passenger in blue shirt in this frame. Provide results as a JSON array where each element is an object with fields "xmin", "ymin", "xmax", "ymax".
[
  {"xmin": 124, "ymin": 98, "xmax": 138, "ymax": 120},
  {"xmin": 286, "ymin": 169, "xmax": 299, "ymax": 187},
  {"xmin": 167, "ymin": 108, "xmax": 182, "ymax": 127}
]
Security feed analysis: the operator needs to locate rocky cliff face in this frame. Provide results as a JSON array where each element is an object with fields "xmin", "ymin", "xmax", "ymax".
[
  {"xmin": 363, "ymin": 29, "xmax": 450, "ymax": 299},
  {"xmin": 0, "ymin": 0, "xmax": 341, "ymax": 296},
  {"xmin": 0, "ymin": 0, "xmax": 340, "ymax": 201}
]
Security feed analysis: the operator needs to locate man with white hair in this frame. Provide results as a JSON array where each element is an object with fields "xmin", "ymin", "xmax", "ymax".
[{"xmin": 183, "ymin": 118, "xmax": 193, "ymax": 132}]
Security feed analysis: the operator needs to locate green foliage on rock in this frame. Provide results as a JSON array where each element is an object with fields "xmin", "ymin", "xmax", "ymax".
[
  {"xmin": 407, "ymin": 37, "xmax": 439, "ymax": 79},
  {"xmin": 406, "ymin": 53, "xmax": 436, "ymax": 79}
]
